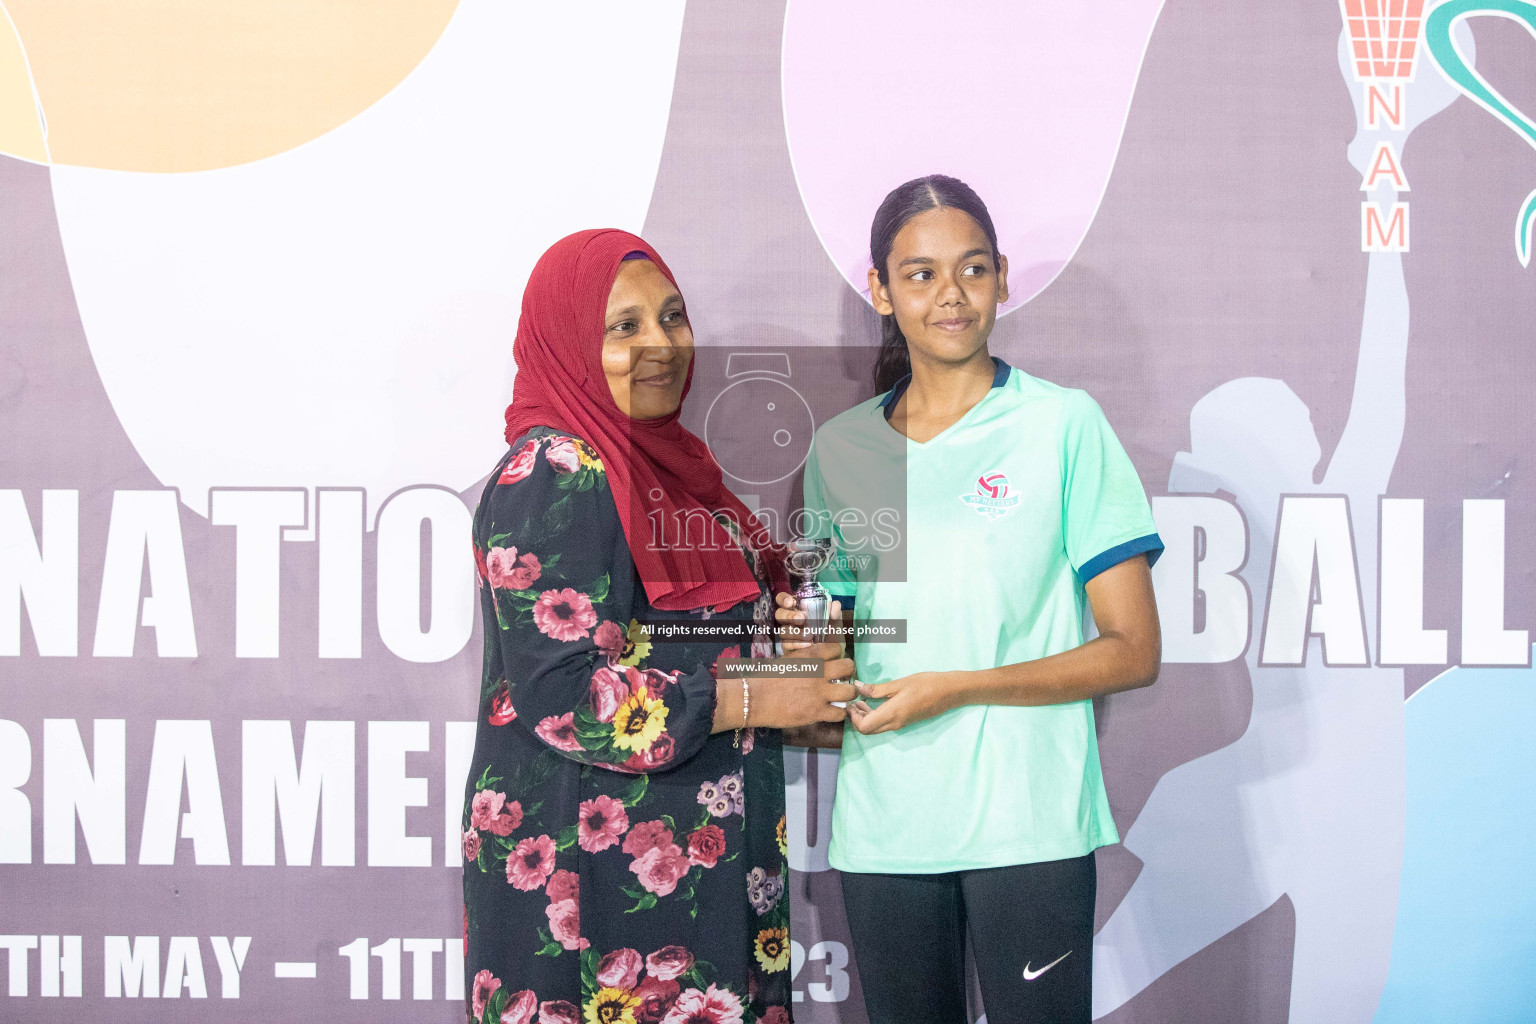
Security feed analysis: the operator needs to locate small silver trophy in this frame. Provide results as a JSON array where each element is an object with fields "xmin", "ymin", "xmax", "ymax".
[{"xmin": 786, "ymin": 537, "xmax": 836, "ymax": 646}]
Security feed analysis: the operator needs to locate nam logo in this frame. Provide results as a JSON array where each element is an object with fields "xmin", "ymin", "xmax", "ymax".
[
  {"xmin": 961, "ymin": 471, "xmax": 1020, "ymax": 520},
  {"xmin": 1340, "ymin": 0, "xmax": 1427, "ymax": 253}
]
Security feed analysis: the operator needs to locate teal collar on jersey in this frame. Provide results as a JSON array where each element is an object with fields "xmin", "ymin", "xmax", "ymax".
[{"xmin": 879, "ymin": 356, "xmax": 1011, "ymax": 421}]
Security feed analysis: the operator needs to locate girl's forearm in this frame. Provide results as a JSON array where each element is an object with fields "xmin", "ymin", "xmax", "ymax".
[{"xmin": 944, "ymin": 629, "xmax": 1160, "ymax": 709}]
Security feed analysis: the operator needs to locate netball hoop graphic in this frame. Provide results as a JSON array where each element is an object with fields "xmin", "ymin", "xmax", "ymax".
[
  {"xmin": 701, "ymin": 352, "xmax": 816, "ymax": 488},
  {"xmin": 1340, "ymin": 0, "xmax": 1428, "ymax": 81}
]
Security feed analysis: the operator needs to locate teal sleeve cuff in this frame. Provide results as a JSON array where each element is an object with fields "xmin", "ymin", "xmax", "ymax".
[{"xmin": 1078, "ymin": 533, "xmax": 1164, "ymax": 584}]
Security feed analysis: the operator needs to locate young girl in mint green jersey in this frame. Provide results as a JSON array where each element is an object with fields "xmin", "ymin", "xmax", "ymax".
[{"xmin": 778, "ymin": 174, "xmax": 1164, "ymax": 1024}]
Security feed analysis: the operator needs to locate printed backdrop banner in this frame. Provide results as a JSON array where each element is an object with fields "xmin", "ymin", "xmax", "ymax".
[{"xmin": 3, "ymin": 1, "xmax": 1536, "ymax": 1021}]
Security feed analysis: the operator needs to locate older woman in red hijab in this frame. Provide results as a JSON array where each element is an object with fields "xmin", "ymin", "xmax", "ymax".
[{"xmin": 462, "ymin": 229, "xmax": 853, "ymax": 1024}]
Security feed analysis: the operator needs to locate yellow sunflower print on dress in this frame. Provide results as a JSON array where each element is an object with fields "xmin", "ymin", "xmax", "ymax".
[
  {"xmin": 619, "ymin": 619, "xmax": 653, "ymax": 667},
  {"xmin": 583, "ymin": 986, "xmax": 640, "ymax": 1024},
  {"xmin": 612, "ymin": 685, "xmax": 668, "ymax": 752},
  {"xmin": 754, "ymin": 926, "xmax": 790, "ymax": 973}
]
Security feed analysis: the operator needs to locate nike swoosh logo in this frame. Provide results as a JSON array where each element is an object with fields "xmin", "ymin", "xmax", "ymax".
[{"xmin": 1022, "ymin": 950, "xmax": 1071, "ymax": 981}]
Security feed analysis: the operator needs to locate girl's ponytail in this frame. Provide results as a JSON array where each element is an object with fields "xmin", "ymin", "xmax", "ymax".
[{"xmin": 873, "ymin": 312, "xmax": 911, "ymax": 395}]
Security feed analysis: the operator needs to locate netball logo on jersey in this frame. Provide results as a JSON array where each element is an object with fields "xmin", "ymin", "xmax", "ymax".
[{"xmin": 961, "ymin": 472, "xmax": 1020, "ymax": 520}]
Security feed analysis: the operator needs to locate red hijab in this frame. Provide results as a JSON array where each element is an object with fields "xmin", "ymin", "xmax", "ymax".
[{"xmin": 503, "ymin": 229, "xmax": 785, "ymax": 612}]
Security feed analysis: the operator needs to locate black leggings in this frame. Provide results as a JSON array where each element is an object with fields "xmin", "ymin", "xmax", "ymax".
[{"xmin": 839, "ymin": 852, "xmax": 1096, "ymax": 1024}]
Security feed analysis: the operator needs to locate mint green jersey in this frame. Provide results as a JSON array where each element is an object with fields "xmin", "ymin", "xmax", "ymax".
[{"xmin": 801, "ymin": 358, "xmax": 1162, "ymax": 873}]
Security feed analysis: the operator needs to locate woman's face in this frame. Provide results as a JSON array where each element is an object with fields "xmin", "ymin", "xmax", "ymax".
[
  {"xmin": 601, "ymin": 258, "xmax": 693, "ymax": 419},
  {"xmin": 868, "ymin": 206, "xmax": 1009, "ymax": 368}
]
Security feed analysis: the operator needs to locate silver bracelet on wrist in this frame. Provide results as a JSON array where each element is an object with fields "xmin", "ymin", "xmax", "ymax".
[{"xmin": 734, "ymin": 678, "xmax": 750, "ymax": 747}]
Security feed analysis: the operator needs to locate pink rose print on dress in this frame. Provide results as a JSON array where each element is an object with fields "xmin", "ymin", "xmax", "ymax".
[
  {"xmin": 589, "ymin": 665, "xmax": 631, "ymax": 723},
  {"xmin": 474, "ymin": 543, "xmax": 489, "ymax": 588},
  {"xmin": 596, "ymin": 947, "xmax": 644, "ymax": 989},
  {"xmin": 486, "ymin": 546, "xmax": 543, "ymax": 591},
  {"xmin": 506, "ymin": 834, "xmax": 556, "ymax": 891},
  {"xmin": 577, "ymin": 795, "xmax": 630, "ymax": 852},
  {"xmin": 635, "ymin": 976, "xmax": 682, "ymax": 1024},
  {"xmin": 544, "ymin": 900, "xmax": 587, "ymax": 951},
  {"xmin": 506, "ymin": 551, "xmax": 541, "ymax": 590},
  {"xmin": 487, "ymin": 798, "xmax": 522, "ymax": 837},
  {"xmin": 645, "ymin": 945, "xmax": 694, "ymax": 982},
  {"xmin": 624, "ymin": 732, "xmax": 676, "ymax": 773},
  {"xmin": 546, "ymin": 868, "xmax": 579, "ymax": 904},
  {"xmin": 661, "ymin": 983, "xmax": 744, "ymax": 1024},
  {"xmin": 642, "ymin": 666, "xmax": 682, "ymax": 698},
  {"xmin": 469, "ymin": 789, "xmax": 499, "ymax": 830},
  {"xmin": 462, "ymin": 829, "xmax": 481, "ymax": 862},
  {"xmin": 533, "ymin": 588, "xmax": 597, "ymax": 641},
  {"xmin": 686, "ymin": 824, "xmax": 726, "ymax": 868},
  {"xmin": 631, "ymin": 841, "xmax": 691, "ymax": 897},
  {"xmin": 759, "ymin": 1008, "xmax": 790, "ymax": 1024},
  {"xmin": 470, "ymin": 790, "xmax": 522, "ymax": 836},
  {"xmin": 499, "ymin": 438, "xmax": 540, "ymax": 484},
  {"xmin": 501, "ymin": 988, "xmax": 537, "ymax": 1024},
  {"xmin": 485, "ymin": 546, "xmax": 518, "ymax": 589},
  {"xmin": 594, "ymin": 620, "xmax": 626, "ymax": 660},
  {"xmin": 488, "ymin": 684, "xmax": 517, "ymax": 725},
  {"xmin": 471, "ymin": 969, "xmax": 501, "ymax": 1019},
  {"xmin": 622, "ymin": 819, "xmax": 674, "ymax": 858},
  {"xmin": 535, "ymin": 712, "xmax": 583, "ymax": 753},
  {"xmin": 538, "ymin": 1000, "xmax": 580, "ymax": 1024},
  {"xmin": 545, "ymin": 436, "xmax": 582, "ymax": 473}
]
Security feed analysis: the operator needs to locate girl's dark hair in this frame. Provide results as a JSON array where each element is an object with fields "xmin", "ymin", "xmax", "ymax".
[{"xmin": 869, "ymin": 174, "xmax": 1001, "ymax": 394}]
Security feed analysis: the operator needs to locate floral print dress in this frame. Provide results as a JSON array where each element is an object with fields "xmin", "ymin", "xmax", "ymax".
[{"xmin": 463, "ymin": 426, "xmax": 792, "ymax": 1024}]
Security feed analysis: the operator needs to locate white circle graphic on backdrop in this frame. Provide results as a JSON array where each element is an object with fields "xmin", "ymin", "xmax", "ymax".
[{"xmin": 48, "ymin": 0, "xmax": 687, "ymax": 522}]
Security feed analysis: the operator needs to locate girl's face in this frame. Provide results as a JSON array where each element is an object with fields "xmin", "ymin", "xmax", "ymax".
[
  {"xmin": 601, "ymin": 258, "xmax": 693, "ymax": 419},
  {"xmin": 868, "ymin": 206, "xmax": 1009, "ymax": 368}
]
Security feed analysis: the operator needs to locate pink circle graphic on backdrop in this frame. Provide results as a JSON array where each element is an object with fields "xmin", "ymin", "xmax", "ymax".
[{"xmin": 781, "ymin": 0, "xmax": 1166, "ymax": 315}]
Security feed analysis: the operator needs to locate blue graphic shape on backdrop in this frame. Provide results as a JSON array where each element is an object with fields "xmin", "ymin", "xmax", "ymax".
[{"xmin": 1373, "ymin": 650, "xmax": 1536, "ymax": 1024}]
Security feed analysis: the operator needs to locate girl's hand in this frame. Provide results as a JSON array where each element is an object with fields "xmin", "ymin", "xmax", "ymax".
[
  {"xmin": 773, "ymin": 592, "xmax": 843, "ymax": 652},
  {"xmin": 846, "ymin": 672, "xmax": 958, "ymax": 734}
]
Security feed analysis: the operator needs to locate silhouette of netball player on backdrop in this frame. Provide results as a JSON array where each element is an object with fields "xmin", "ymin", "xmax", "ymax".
[{"xmin": 1093, "ymin": 25, "xmax": 1468, "ymax": 1024}]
